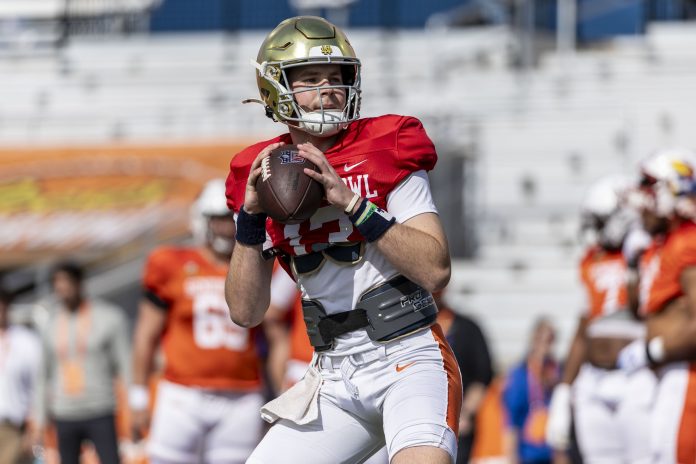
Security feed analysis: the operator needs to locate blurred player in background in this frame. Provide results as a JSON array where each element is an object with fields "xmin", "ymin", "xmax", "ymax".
[
  {"xmin": 263, "ymin": 266, "xmax": 308, "ymax": 394},
  {"xmin": 34, "ymin": 261, "xmax": 130, "ymax": 464},
  {"xmin": 546, "ymin": 176, "xmax": 655, "ymax": 463},
  {"xmin": 226, "ymin": 16, "xmax": 460, "ymax": 464},
  {"xmin": 130, "ymin": 179, "xmax": 265, "ymax": 464},
  {"xmin": 0, "ymin": 287, "xmax": 42, "ymax": 464},
  {"xmin": 616, "ymin": 148, "xmax": 696, "ymax": 463},
  {"xmin": 504, "ymin": 317, "xmax": 562, "ymax": 464}
]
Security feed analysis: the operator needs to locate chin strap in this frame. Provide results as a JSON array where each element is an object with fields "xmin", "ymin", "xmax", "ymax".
[
  {"xmin": 241, "ymin": 98, "xmax": 275, "ymax": 120},
  {"xmin": 297, "ymin": 109, "xmax": 346, "ymax": 136}
]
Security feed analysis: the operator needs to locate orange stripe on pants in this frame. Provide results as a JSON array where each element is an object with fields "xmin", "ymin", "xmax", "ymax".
[
  {"xmin": 430, "ymin": 323, "xmax": 463, "ymax": 436},
  {"xmin": 677, "ymin": 362, "xmax": 696, "ymax": 464}
]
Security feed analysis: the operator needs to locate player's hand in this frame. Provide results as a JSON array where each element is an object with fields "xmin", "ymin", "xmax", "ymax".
[
  {"xmin": 297, "ymin": 142, "xmax": 356, "ymax": 212},
  {"xmin": 545, "ymin": 383, "xmax": 572, "ymax": 450},
  {"xmin": 244, "ymin": 142, "xmax": 285, "ymax": 214},
  {"xmin": 616, "ymin": 339, "xmax": 648, "ymax": 373},
  {"xmin": 458, "ymin": 410, "xmax": 474, "ymax": 437}
]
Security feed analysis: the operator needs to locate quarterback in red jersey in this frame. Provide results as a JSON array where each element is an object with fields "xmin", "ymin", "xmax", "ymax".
[
  {"xmin": 546, "ymin": 176, "xmax": 655, "ymax": 463},
  {"xmin": 130, "ymin": 179, "xmax": 265, "ymax": 464},
  {"xmin": 226, "ymin": 16, "xmax": 460, "ymax": 464},
  {"xmin": 616, "ymin": 148, "xmax": 696, "ymax": 463}
]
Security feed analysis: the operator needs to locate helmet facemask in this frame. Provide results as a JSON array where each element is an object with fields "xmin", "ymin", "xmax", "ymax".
[
  {"xmin": 254, "ymin": 59, "xmax": 361, "ymax": 137},
  {"xmin": 631, "ymin": 152, "xmax": 696, "ymax": 220},
  {"xmin": 580, "ymin": 175, "xmax": 635, "ymax": 251},
  {"xmin": 205, "ymin": 215, "xmax": 236, "ymax": 257},
  {"xmin": 580, "ymin": 209, "xmax": 635, "ymax": 252},
  {"xmin": 190, "ymin": 179, "xmax": 236, "ymax": 257}
]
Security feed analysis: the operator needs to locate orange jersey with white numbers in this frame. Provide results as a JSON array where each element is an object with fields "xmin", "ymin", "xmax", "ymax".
[
  {"xmin": 579, "ymin": 247, "xmax": 628, "ymax": 320},
  {"xmin": 143, "ymin": 246, "xmax": 261, "ymax": 390},
  {"xmin": 639, "ymin": 221, "xmax": 696, "ymax": 316}
]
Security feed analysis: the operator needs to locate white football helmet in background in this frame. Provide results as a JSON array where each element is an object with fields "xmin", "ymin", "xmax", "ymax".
[
  {"xmin": 632, "ymin": 147, "xmax": 696, "ymax": 219},
  {"xmin": 580, "ymin": 175, "xmax": 636, "ymax": 251},
  {"xmin": 190, "ymin": 179, "xmax": 235, "ymax": 255}
]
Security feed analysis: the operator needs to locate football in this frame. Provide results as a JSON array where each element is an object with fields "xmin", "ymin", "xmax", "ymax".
[{"xmin": 255, "ymin": 144, "xmax": 324, "ymax": 224}]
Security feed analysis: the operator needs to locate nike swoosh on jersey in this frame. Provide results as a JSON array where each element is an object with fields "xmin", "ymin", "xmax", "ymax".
[
  {"xmin": 344, "ymin": 160, "xmax": 367, "ymax": 172},
  {"xmin": 395, "ymin": 361, "xmax": 417, "ymax": 373}
]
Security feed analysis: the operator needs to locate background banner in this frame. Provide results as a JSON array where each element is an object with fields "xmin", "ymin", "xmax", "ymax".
[{"xmin": 0, "ymin": 142, "xmax": 247, "ymax": 268}]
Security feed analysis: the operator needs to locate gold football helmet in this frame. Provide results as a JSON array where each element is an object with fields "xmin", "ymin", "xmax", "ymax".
[{"xmin": 250, "ymin": 16, "xmax": 361, "ymax": 136}]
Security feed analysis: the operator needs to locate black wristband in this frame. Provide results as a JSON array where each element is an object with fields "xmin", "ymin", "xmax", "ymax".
[
  {"xmin": 349, "ymin": 200, "xmax": 396, "ymax": 242},
  {"xmin": 235, "ymin": 206, "xmax": 267, "ymax": 246}
]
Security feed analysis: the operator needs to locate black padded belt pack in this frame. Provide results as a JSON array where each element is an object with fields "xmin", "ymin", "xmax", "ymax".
[{"xmin": 302, "ymin": 275, "xmax": 438, "ymax": 352}]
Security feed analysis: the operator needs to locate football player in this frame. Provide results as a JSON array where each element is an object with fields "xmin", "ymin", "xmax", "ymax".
[
  {"xmin": 226, "ymin": 16, "xmax": 460, "ymax": 464},
  {"xmin": 129, "ymin": 179, "xmax": 265, "ymax": 464},
  {"xmin": 616, "ymin": 148, "xmax": 696, "ymax": 463},
  {"xmin": 546, "ymin": 176, "xmax": 656, "ymax": 463}
]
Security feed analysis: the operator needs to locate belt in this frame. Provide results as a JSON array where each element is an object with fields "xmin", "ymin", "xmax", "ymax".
[
  {"xmin": 317, "ymin": 339, "xmax": 409, "ymax": 371},
  {"xmin": 316, "ymin": 338, "xmax": 411, "ymax": 399}
]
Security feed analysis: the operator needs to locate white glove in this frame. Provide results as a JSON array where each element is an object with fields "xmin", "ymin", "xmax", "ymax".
[
  {"xmin": 617, "ymin": 339, "xmax": 648, "ymax": 373},
  {"xmin": 546, "ymin": 383, "xmax": 572, "ymax": 450}
]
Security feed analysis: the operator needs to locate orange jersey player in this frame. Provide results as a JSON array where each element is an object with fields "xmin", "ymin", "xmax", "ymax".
[
  {"xmin": 130, "ymin": 179, "xmax": 265, "ymax": 464},
  {"xmin": 546, "ymin": 176, "xmax": 655, "ymax": 463},
  {"xmin": 616, "ymin": 148, "xmax": 696, "ymax": 463}
]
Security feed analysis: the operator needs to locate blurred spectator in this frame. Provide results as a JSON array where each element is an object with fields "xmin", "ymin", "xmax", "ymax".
[
  {"xmin": 503, "ymin": 317, "xmax": 563, "ymax": 464},
  {"xmin": 33, "ymin": 261, "xmax": 131, "ymax": 464},
  {"xmin": 130, "ymin": 179, "xmax": 265, "ymax": 464},
  {"xmin": 0, "ymin": 287, "xmax": 42, "ymax": 464},
  {"xmin": 435, "ymin": 291, "xmax": 494, "ymax": 464}
]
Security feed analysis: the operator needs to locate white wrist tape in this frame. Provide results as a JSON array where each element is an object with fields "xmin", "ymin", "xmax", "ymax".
[
  {"xmin": 129, "ymin": 385, "xmax": 150, "ymax": 411},
  {"xmin": 647, "ymin": 336, "xmax": 666, "ymax": 364},
  {"xmin": 344, "ymin": 193, "xmax": 361, "ymax": 214}
]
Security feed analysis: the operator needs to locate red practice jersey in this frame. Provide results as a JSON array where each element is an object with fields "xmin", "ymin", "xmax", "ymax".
[
  {"xmin": 143, "ymin": 247, "xmax": 262, "ymax": 390},
  {"xmin": 579, "ymin": 247, "xmax": 629, "ymax": 320},
  {"xmin": 226, "ymin": 115, "xmax": 437, "ymax": 255},
  {"xmin": 639, "ymin": 221, "xmax": 696, "ymax": 316}
]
